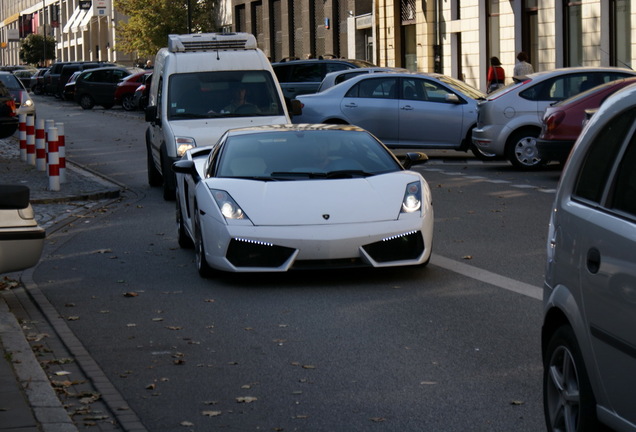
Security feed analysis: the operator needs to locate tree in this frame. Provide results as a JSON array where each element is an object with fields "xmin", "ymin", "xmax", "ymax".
[
  {"xmin": 19, "ymin": 34, "xmax": 56, "ymax": 66},
  {"xmin": 114, "ymin": 0, "xmax": 222, "ymax": 60}
]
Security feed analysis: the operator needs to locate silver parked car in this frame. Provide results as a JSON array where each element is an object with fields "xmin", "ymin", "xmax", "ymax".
[
  {"xmin": 317, "ymin": 67, "xmax": 408, "ymax": 92},
  {"xmin": 294, "ymin": 72, "xmax": 487, "ymax": 157},
  {"xmin": 472, "ymin": 67, "xmax": 635, "ymax": 169},
  {"xmin": 542, "ymin": 82, "xmax": 636, "ymax": 432}
]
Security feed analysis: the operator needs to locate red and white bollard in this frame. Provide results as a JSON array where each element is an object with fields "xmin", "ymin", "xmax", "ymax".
[
  {"xmin": 48, "ymin": 127, "xmax": 60, "ymax": 192},
  {"xmin": 45, "ymin": 119, "xmax": 55, "ymax": 161},
  {"xmin": 35, "ymin": 118, "xmax": 46, "ymax": 171},
  {"xmin": 18, "ymin": 114, "xmax": 26, "ymax": 162},
  {"xmin": 26, "ymin": 115, "xmax": 35, "ymax": 165},
  {"xmin": 56, "ymin": 122, "xmax": 66, "ymax": 183}
]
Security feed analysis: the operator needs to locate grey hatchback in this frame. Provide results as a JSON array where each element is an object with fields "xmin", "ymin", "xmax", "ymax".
[{"xmin": 542, "ymin": 83, "xmax": 636, "ymax": 432}]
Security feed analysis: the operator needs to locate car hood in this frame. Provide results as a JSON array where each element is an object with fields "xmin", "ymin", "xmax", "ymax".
[
  {"xmin": 205, "ymin": 172, "xmax": 420, "ymax": 225},
  {"xmin": 169, "ymin": 116, "xmax": 289, "ymax": 148}
]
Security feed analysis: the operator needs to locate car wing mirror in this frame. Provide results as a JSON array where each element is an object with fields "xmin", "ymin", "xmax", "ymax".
[
  {"xmin": 402, "ymin": 152, "xmax": 428, "ymax": 170},
  {"xmin": 172, "ymin": 160, "xmax": 200, "ymax": 182},
  {"xmin": 445, "ymin": 94, "xmax": 460, "ymax": 104},
  {"xmin": 289, "ymin": 99, "xmax": 303, "ymax": 117},
  {"xmin": 145, "ymin": 105, "xmax": 159, "ymax": 124}
]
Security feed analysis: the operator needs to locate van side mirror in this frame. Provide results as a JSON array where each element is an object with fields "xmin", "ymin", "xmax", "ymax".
[{"xmin": 145, "ymin": 105, "xmax": 159, "ymax": 124}]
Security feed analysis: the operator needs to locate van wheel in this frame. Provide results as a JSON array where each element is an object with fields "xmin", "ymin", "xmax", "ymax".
[
  {"xmin": 79, "ymin": 94, "xmax": 95, "ymax": 110},
  {"xmin": 543, "ymin": 325, "xmax": 602, "ymax": 432},
  {"xmin": 161, "ymin": 149, "xmax": 176, "ymax": 201}
]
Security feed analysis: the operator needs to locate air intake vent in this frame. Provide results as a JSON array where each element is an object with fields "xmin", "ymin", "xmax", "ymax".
[{"xmin": 168, "ymin": 33, "xmax": 258, "ymax": 53}]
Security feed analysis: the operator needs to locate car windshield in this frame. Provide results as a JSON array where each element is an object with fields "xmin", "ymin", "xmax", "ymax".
[
  {"xmin": 168, "ymin": 71, "xmax": 285, "ymax": 120},
  {"xmin": 436, "ymin": 75, "xmax": 485, "ymax": 99},
  {"xmin": 215, "ymin": 129, "xmax": 402, "ymax": 179}
]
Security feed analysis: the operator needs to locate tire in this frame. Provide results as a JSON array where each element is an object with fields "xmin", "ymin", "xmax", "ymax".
[
  {"xmin": 543, "ymin": 325, "xmax": 602, "ymax": 432},
  {"xmin": 146, "ymin": 143, "xmax": 162, "ymax": 187},
  {"xmin": 161, "ymin": 148, "xmax": 176, "ymax": 201},
  {"xmin": 78, "ymin": 94, "xmax": 95, "ymax": 110},
  {"xmin": 505, "ymin": 128, "xmax": 545, "ymax": 169},
  {"xmin": 102, "ymin": 103, "xmax": 114, "ymax": 110},
  {"xmin": 122, "ymin": 94, "xmax": 136, "ymax": 111},
  {"xmin": 33, "ymin": 85, "xmax": 43, "ymax": 95},
  {"xmin": 176, "ymin": 192, "xmax": 194, "ymax": 249},
  {"xmin": 194, "ymin": 207, "xmax": 214, "ymax": 278}
]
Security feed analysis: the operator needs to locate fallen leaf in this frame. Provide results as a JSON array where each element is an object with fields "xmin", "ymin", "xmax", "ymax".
[
  {"xmin": 67, "ymin": 316, "xmax": 80, "ymax": 321},
  {"xmin": 54, "ymin": 371, "xmax": 72, "ymax": 376},
  {"xmin": 462, "ymin": 255, "xmax": 473, "ymax": 260},
  {"xmin": 166, "ymin": 326, "xmax": 182, "ymax": 330},
  {"xmin": 204, "ymin": 299, "xmax": 215, "ymax": 303},
  {"xmin": 180, "ymin": 421, "xmax": 194, "ymax": 427},
  {"xmin": 302, "ymin": 365, "xmax": 316, "ymax": 369},
  {"xmin": 371, "ymin": 417, "xmax": 386, "ymax": 422},
  {"xmin": 146, "ymin": 383, "xmax": 157, "ymax": 390},
  {"xmin": 202, "ymin": 410, "xmax": 222, "ymax": 417},
  {"xmin": 123, "ymin": 292, "xmax": 138, "ymax": 297},
  {"xmin": 236, "ymin": 396, "xmax": 257, "ymax": 403},
  {"xmin": 511, "ymin": 400, "xmax": 525, "ymax": 406}
]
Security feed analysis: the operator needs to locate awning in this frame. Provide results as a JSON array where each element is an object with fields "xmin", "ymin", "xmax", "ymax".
[
  {"xmin": 70, "ymin": 8, "xmax": 89, "ymax": 33},
  {"xmin": 77, "ymin": 7, "xmax": 94, "ymax": 32},
  {"xmin": 62, "ymin": 7, "xmax": 82, "ymax": 33}
]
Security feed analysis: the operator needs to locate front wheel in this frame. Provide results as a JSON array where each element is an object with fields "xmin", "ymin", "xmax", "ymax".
[
  {"xmin": 543, "ymin": 325, "xmax": 601, "ymax": 432},
  {"xmin": 176, "ymin": 192, "xmax": 194, "ymax": 249},
  {"xmin": 194, "ymin": 207, "xmax": 214, "ymax": 278},
  {"xmin": 505, "ymin": 128, "xmax": 545, "ymax": 169},
  {"xmin": 146, "ymin": 143, "xmax": 162, "ymax": 187},
  {"xmin": 78, "ymin": 94, "xmax": 95, "ymax": 110},
  {"xmin": 122, "ymin": 94, "xmax": 136, "ymax": 111}
]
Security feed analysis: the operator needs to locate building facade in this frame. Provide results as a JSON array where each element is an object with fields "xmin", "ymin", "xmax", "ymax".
[
  {"xmin": 231, "ymin": 0, "xmax": 634, "ymax": 93},
  {"xmin": 0, "ymin": 0, "xmax": 137, "ymax": 66}
]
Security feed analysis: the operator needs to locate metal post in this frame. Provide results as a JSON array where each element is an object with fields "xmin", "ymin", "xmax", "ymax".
[{"xmin": 42, "ymin": 0, "xmax": 46, "ymax": 65}]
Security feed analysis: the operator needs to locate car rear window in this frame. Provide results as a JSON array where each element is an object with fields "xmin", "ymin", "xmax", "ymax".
[{"xmin": 573, "ymin": 107, "xmax": 636, "ymax": 204}]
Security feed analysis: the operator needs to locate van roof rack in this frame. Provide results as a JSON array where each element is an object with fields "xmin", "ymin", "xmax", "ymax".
[{"xmin": 168, "ymin": 33, "xmax": 258, "ymax": 53}]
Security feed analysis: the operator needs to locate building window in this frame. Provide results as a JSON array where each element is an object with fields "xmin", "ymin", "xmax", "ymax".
[
  {"xmin": 488, "ymin": 0, "xmax": 500, "ymax": 61},
  {"xmin": 564, "ymin": 1, "xmax": 582, "ymax": 67},
  {"xmin": 522, "ymin": 0, "xmax": 539, "ymax": 70},
  {"xmin": 611, "ymin": 0, "xmax": 631, "ymax": 68}
]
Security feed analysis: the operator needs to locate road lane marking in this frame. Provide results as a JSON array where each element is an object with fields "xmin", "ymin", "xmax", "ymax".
[{"xmin": 431, "ymin": 254, "xmax": 542, "ymax": 300}]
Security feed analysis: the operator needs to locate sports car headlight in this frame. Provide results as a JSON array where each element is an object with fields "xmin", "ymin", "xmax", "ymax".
[
  {"xmin": 176, "ymin": 136, "xmax": 196, "ymax": 157},
  {"xmin": 401, "ymin": 181, "xmax": 422, "ymax": 213},
  {"xmin": 211, "ymin": 189, "xmax": 248, "ymax": 220}
]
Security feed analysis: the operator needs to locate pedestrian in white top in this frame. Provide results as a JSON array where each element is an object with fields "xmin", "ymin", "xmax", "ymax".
[{"xmin": 513, "ymin": 52, "xmax": 534, "ymax": 76}]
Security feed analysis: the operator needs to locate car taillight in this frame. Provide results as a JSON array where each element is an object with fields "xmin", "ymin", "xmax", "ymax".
[
  {"xmin": 5, "ymin": 99, "xmax": 16, "ymax": 117},
  {"xmin": 545, "ymin": 110, "xmax": 565, "ymax": 134}
]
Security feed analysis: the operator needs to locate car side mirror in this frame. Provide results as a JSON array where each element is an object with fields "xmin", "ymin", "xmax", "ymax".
[
  {"xmin": 289, "ymin": 99, "xmax": 302, "ymax": 117},
  {"xmin": 172, "ymin": 160, "xmax": 200, "ymax": 182},
  {"xmin": 445, "ymin": 94, "xmax": 461, "ymax": 104},
  {"xmin": 402, "ymin": 152, "xmax": 428, "ymax": 170},
  {"xmin": 145, "ymin": 105, "xmax": 159, "ymax": 124}
]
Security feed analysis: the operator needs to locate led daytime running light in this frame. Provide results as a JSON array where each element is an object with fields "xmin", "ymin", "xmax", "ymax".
[
  {"xmin": 381, "ymin": 230, "xmax": 417, "ymax": 242},
  {"xmin": 234, "ymin": 238, "xmax": 273, "ymax": 247}
]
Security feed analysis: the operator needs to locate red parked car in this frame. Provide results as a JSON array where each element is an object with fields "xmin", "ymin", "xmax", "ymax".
[
  {"xmin": 114, "ymin": 71, "xmax": 151, "ymax": 111},
  {"xmin": 537, "ymin": 77, "xmax": 636, "ymax": 163}
]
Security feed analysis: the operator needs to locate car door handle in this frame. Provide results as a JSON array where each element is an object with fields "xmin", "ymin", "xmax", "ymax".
[
  {"xmin": 586, "ymin": 247, "xmax": 601, "ymax": 274},
  {"xmin": 401, "ymin": 105, "xmax": 414, "ymax": 110},
  {"xmin": 344, "ymin": 103, "xmax": 358, "ymax": 108}
]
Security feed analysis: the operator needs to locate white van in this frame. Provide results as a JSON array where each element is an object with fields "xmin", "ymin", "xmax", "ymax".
[{"xmin": 145, "ymin": 32, "xmax": 291, "ymax": 199}]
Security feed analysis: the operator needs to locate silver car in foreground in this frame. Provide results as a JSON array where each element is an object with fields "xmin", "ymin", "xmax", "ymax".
[
  {"xmin": 472, "ymin": 67, "xmax": 635, "ymax": 169},
  {"xmin": 0, "ymin": 185, "xmax": 45, "ymax": 274},
  {"xmin": 294, "ymin": 72, "xmax": 487, "ymax": 158},
  {"xmin": 542, "ymin": 83, "xmax": 636, "ymax": 432}
]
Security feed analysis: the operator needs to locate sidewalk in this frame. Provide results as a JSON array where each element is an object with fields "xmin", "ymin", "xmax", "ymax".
[{"xmin": 0, "ymin": 135, "xmax": 122, "ymax": 432}]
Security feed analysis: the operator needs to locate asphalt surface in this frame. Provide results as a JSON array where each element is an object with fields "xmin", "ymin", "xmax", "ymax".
[{"xmin": 0, "ymin": 134, "xmax": 128, "ymax": 432}]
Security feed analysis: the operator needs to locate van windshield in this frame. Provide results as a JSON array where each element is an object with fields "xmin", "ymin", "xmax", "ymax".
[{"xmin": 168, "ymin": 70, "xmax": 285, "ymax": 120}]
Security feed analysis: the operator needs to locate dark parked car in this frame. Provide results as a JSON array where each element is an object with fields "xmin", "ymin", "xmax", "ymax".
[
  {"xmin": 114, "ymin": 70, "xmax": 151, "ymax": 111},
  {"xmin": 0, "ymin": 82, "xmax": 18, "ymax": 138},
  {"xmin": 55, "ymin": 62, "xmax": 113, "ymax": 98},
  {"xmin": 43, "ymin": 61, "xmax": 78, "ymax": 95},
  {"xmin": 74, "ymin": 66, "xmax": 142, "ymax": 110},
  {"xmin": 63, "ymin": 71, "xmax": 82, "ymax": 101},
  {"xmin": 272, "ymin": 58, "xmax": 376, "ymax": 101},
  {"xmin": 132, "ymin": 73, "xmax": 151, "ymax": 110},
  {"xmin": 30, "ymin": 68, "xmax": 49, "ymax": 95},
  {"xmin": 537, "ymin": 76, "xmax": 636, "ymax": 163},
  {"xmin": 13, "ymin": 69, "xmax": 37, "ymax": 89}
]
